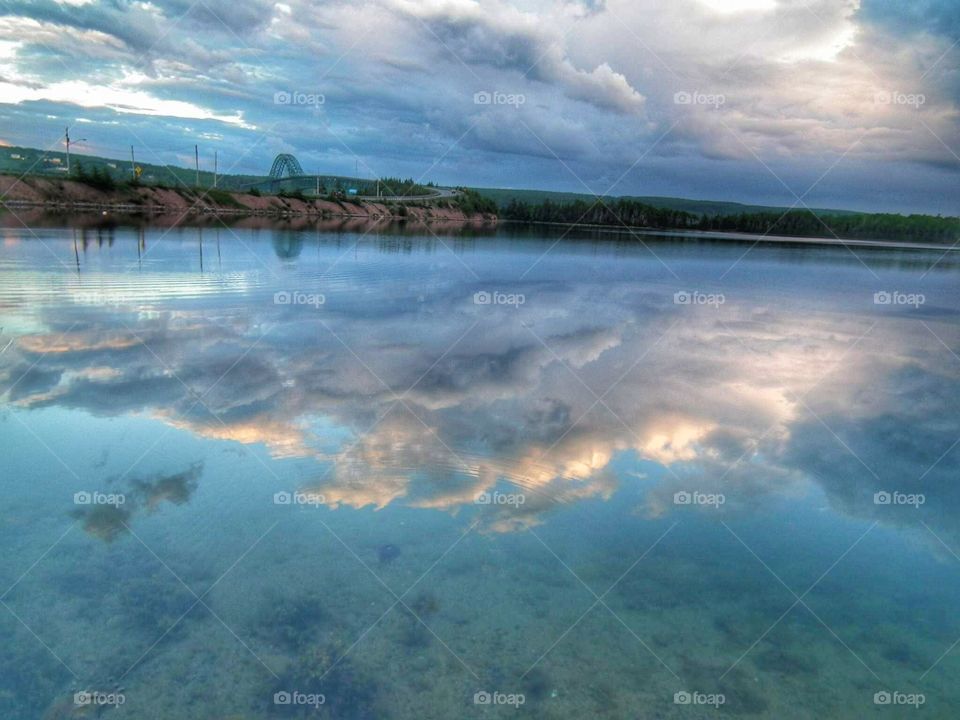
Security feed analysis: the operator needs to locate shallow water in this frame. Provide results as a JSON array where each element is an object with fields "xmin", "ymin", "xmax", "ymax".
[{"xmin": 1, "ymin": 221, "xmax": 959, "ymax": 718}]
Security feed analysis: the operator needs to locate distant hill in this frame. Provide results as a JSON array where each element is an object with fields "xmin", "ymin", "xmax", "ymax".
[
  {"xmin": 0, "ymin": 145, "xmax": 378, "ymax": 195},
  {"xmin": 0, "ymin": 144, "xmax": 910, "ymax": 219},
  {"xmin": 470, "ymin": 186, "xmax": 860, "ymax": 217},
  {"xmin": 470, "ymin": 187, "xmax": 601, "ymax": 208},
  {"xmin": 622, "ymin": 195, "xmax": 860, "ymax": 217},
  {"xmin": 0, "ymin": 144, "xmax": 266, "ymax": 190}
]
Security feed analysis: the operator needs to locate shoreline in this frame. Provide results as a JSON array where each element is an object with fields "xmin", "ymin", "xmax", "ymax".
[
  {"xmin": 0, "ymin": 175, "xmax": 497, "ymax": 224},
  {"xmin": 1, "ymin": 175, "xmax": 955, "ymax": 251}
]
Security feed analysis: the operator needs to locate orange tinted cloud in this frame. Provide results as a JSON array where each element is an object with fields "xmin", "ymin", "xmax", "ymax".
[{"xmin": 18, "ymin": 333, "xmax": 139, "ymax": 353}]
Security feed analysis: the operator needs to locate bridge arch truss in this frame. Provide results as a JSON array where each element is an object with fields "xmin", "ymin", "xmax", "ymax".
[{"xmin": 269, "ymin": 153, "xmax": 305, "ymax": 179}]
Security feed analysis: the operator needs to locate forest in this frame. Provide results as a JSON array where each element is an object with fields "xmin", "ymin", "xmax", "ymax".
[{"xmin": 500, "ymin": 198, "xmax": 960, "ymax": 243}]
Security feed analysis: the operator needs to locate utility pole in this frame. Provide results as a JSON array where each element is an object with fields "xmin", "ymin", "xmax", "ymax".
[
  {"xmin": 65, "ymin": 127, "xmax": 86, "ymax": 174},
  {"xmin": 195, "ymin": 145, "xmax": 199, "ymax": 187},
  {"xmin": 130, "ymin": 146, "xmax": 136, "ymax": 181},
  {"xmin": 213, "ymin": 151, "xmax": 218, "ymax": 188}
]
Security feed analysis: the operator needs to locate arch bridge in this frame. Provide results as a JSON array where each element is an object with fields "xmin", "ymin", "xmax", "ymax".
[
  {"xmin": 250, "ymin": 153, "xmax": 454, "ymax": 201},
  {"xmin": 269, "ymin": 153, "xmax": 305, "ymax": 180}
]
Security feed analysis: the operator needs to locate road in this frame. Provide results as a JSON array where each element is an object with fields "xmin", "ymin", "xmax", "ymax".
[{"xmin": 355, "ymin": 187, "xmax": 460, "ymax": 202}]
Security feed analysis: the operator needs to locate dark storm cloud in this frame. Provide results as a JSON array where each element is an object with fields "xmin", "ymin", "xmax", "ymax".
[
  {"xmin": 404, "ymin": 11, "xmax": 544, "ymax": 74},
  {"xmin": 162, "ymin": 0, "xmax": 276, "ymax": 35},
  {"xmin": 1, "ymin": 0, "xmax": 160, "ymax": 55}
]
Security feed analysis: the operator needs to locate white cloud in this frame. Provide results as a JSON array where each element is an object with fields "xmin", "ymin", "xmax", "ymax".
[
  {"xmin": 0, "ymin": 78, "xmax": 254, "ymax": 127},
  {"xmin": 698, "ymin": 0, "xmax": 777, "ymax": 13}
]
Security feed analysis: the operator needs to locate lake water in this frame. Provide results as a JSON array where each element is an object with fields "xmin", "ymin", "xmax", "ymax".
[{"xmin": 1, "ymin": 219, "xmax": 959, "ymax": 718}]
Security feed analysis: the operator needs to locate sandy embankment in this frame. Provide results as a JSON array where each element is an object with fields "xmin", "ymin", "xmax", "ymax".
[{"xmin": 0, "ymin": 175, "xmax": 497, "ymax": 224}]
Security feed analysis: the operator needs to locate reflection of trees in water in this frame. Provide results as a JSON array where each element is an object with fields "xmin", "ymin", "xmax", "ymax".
[
  {"xmin": 70, "ymin": 462, "xmax": 204, "ymax": 543},
  {"xmin": 133, "ymin": 461, "xmax": 204, "ymax": 511},
  {"xmin": 272, "ymin": 233, "xmax": 304, "ymax": 260},
  {"xmin": 70, "ymin": 503, "xmax": 132, "ymax": 542}
]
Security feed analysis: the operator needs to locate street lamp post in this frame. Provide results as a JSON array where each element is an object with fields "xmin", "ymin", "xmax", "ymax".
[{"xmin": 65, "ymin": 127, "xmax": 86, "ymax": 175}]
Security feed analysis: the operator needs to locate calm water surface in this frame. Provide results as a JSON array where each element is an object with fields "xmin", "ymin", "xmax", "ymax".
[{"xmin": 1, "ymin": 221, "xmax": 959, "ymax": 718}]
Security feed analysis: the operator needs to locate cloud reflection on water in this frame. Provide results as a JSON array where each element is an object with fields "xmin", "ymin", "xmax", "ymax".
[{"xmin": 2, "ymin": 230, "xmax": 959, "ymax": 547}]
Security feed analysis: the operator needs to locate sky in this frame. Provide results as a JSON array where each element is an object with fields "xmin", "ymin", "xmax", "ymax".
[{"xmin": 0, "ymin": 0, "xmax": 957, "ymax": 213}]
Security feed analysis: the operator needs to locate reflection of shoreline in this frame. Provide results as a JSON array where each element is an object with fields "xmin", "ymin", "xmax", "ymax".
[
  {"xmin": 3, "ymin": 212, "xmax": 959, "ymax": 267},
  {"xmin": 501, "ymin": 219, "xmax": 960, "ymax": 252}
]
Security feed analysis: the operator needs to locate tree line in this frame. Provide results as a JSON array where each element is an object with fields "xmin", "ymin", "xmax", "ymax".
[
  {"xmin": 500, "ymin": 198, "xmax": 959, "ymax": 243},
  {"xmin": 502, "ymin": 198, "xmax": 700, "ymax": 231}
]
